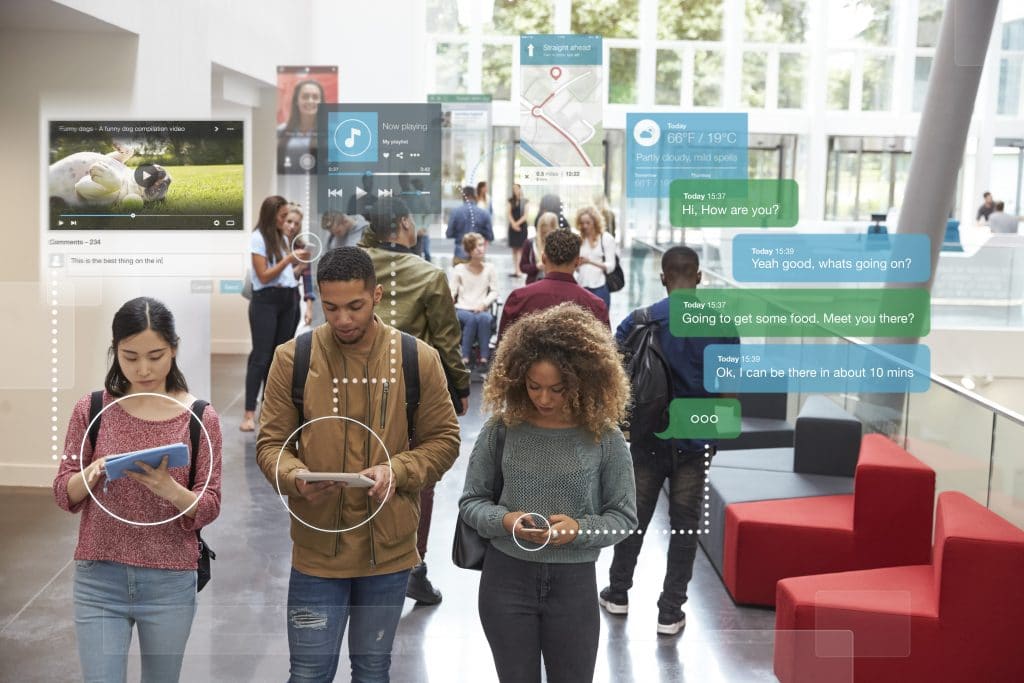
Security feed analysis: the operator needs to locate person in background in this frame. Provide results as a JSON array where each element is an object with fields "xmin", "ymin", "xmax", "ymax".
[
  {"xmin": 277, "ymin": 79, "xmax": 325, "ymax": 173},
  {"xmin": 574, "ymin": 206, "xmax": 617, "ymax": 310},
  {"xmin": 241, "ymin": 196, "xmax": 309, "ymax": 432},
  {"xmin": 599, "ymin": 246, "xmax": 739, "ymax": 637},
  {"xmin": 520, "ymin": 212, "xmax": 559, "ymax": 285},
  {"xmin": 535, "ymin": 193, "xmax": 570, "ymax": 230},
  {"xmin": 476, "ymin": 180, "xmax": 492, "ymax": 216},
  {"xmin": 450, "ymin": 232, "xmax": 498, "ymax": 369},
  {"xmin": 988, "ymin": 201, "xmax": 1022, "ymax": 234},
  {"xmin": 283, "ymin": 204, "xmax": 314, "ymax": 328},
  {"xmin": 447, "ymin": 186, "xmax": 493, "ymax": 265},
  {"xmin": 322, "ymin": 211, "xmax": 369, "ymax": 250},
  {"xmin": 977, "ymin": 191, "xmax": 995, "ymax": 223},
  {"xmin": 507, "ymin": 183, "xmax": 529, "ymax": 277},
  {"xmin": 499, "ymin": 230, "xmax": 609, "ymax": 344},
  {"xmin": 595, "ymin": 194, "xmax": 617, "ymax": 238},
  {"xmin": 53, "ymin": 297, "xmax": 222, "ymax": 683},
  {"xmin": 460, "ymin": 302, "xmax": 637, "ymax": 683}
]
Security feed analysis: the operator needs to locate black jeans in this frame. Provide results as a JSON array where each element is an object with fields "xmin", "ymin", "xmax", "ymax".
[
  {"xmin": 245, "ymin": 286, "xmax": 300, "ymax": 411},
  {"xmin": 608, "ymin": 444, "xmax": 708, "ymax": 614},
  {"xmin": 478, "ymin": 546, "xmax": 599, "ymax": 683}
]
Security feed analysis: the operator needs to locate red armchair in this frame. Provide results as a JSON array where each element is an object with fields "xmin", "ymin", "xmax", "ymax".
[
  {"xmin": 722, "ymin": 434, "xmax": 935, "ymax": 606},
  {"xmin": 774, "ymin": 491, "xmax": 1024, "ymax": 682}
]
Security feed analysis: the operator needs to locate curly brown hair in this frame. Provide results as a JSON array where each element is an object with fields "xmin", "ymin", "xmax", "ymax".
[{"xmin": 483, "ymin": 302, "xmax": 630, "ymax": 440}]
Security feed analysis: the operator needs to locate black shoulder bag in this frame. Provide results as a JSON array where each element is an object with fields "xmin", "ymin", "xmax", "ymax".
[
  {"xmin": 88, "ymin": 392, "xmax": 216, "ymax": 592},
  {"xmin": 452, "ymin": 422, "xmax": 506, "ymax": 570},
  {"xmin": 601, "ymin": 235, "xmax": 625, "ymax": 292}
]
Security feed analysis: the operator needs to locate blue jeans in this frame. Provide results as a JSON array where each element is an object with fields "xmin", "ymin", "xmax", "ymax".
[
  {"xmin": 73, "ymin": 560, "xmax": 197, "ymax": 683},
  {"xmin": 287, "ymin": 567, "xmax": 411, "ymax": 683},
  {"xmin": 585, "ymin": 284, "xmax": 610, "ymax": 309},
  {"xmin": 456, "ymin": 308, "xmax": 493, "ymax": 361}
]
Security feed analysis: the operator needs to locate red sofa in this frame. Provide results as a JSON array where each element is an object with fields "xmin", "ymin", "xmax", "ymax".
[
  {"xmin": 722, "ymin": 434, "xmax": 934, "ymax": 606},
  {"xmin": 774, "ymin": 491, "xmax": 1024, "ymax": 682}
]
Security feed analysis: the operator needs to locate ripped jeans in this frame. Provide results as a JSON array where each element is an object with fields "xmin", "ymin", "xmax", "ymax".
[{"xmin": 286, "ymin": 567, "xmax": 411, "ymax": 683}]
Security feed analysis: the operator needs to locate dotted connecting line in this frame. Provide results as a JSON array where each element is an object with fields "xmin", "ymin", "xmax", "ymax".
[{"xmin": 51, "ymin": 273, "xmax": 60, "ymax": 460}]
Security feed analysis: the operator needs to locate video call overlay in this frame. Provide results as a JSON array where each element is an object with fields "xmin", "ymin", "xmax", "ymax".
[
  {"xmin": 48, "ymin": 121, "xmax": 244, "ymax": 230},
  {"xmin": 317, "ymin": 104, "xmax": 443, "ymax": 216}
]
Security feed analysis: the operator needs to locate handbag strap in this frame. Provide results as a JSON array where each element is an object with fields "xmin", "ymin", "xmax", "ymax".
[
  {"xmin": 492, "ymin": 422, "xmax": 506, "ymax": 500},
  {"xmin": 187, "ymin": 400, "xmax": 210, "ymax": 548}
]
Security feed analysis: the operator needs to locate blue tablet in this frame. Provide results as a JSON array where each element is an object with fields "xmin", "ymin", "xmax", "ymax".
[{"xmin": 103, "ymin": 443, "xmax": 190, "ymax": 480}]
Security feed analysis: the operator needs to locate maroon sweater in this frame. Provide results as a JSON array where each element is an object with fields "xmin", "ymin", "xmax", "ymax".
[
  {"xmin": 497, "ymin": 272, "xmax": 610, "ymax": 343},
  {"xmin": 53, "ymin": 391, "xmax": 223, "ymax": 570}
]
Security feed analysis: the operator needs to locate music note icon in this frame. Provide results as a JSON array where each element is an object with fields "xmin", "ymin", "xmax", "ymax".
[{"xmin": 344, "ymin": 128, "xmax": 361, "ymax": 148}]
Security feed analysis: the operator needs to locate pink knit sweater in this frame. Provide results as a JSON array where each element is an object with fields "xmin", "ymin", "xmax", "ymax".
[{"xmin": 53, "ymin": 391, "xmax": 223, "ymax": 571}]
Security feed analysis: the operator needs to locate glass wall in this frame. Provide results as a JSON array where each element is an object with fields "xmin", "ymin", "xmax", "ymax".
[{"xmin": 826, "ymin": 136, "xmax": 914, "ymax": 221}]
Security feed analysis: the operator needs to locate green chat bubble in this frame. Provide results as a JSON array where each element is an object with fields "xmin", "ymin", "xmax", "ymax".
[
  {"xmin": 669, "ymin": 288, "xmax": 930, "ymax": 337},
  {"xmin": 670, "ymin": 179, "xmax": 799, "ymax": 227},
  {"xmin": 656, "ymin": 398, "xmax": 742, "ymax": 441}
]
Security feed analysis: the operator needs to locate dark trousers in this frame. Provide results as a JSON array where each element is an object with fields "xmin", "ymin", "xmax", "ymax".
[
  {"xmin": 608, "ymin": 444, "xmax": 708, "ymax": 613},
  {"xmin": 416, "ymin": 484, "xmax": 434, "ymax": 559},
  {"xmin": 479, "ymin": 546, "xmax": 599, "ymax": 683},
  {"xmin": 245, "ymin": 286, "xmax": 300, "ymax": 411}
]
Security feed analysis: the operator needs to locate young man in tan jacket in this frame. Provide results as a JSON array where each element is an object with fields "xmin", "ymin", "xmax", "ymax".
[{"xmin": 256, "ymin": 246, "xmax": 459, "ymax": 682}]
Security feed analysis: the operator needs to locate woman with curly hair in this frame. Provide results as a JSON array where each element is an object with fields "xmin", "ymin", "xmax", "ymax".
[{"xmin": 459, "ymin": 302, "xmax": 638, "ymax": 683}]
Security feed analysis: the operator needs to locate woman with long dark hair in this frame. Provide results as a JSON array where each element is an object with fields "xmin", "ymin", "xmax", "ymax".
[
  {"xmin": 507, "ymin": 184, "xmax": 529, "ymax": 277},
  {"xmin": 276, "ymin": 79, "xmax": 325, "ymax": 173},
  {"xmin": 241, "ymin": 195, "xmax": 309, "ymax": 431},
  {"xmin": 53, "ymin": 297, "xmax": 222, "ymax": 683}
]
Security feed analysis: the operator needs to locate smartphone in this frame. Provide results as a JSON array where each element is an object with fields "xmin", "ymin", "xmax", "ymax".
[{"xmin": 295, "ymin": 472, "xmax": 375, "ymax": 487}]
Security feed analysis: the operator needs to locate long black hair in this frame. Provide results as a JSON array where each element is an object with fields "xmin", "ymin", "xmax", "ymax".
[
  {"xmin": 105, "ymin": 297, "xmax": 188, "ymax": 397},
  {"xmin": 284, "ymin": 79, "xmax": 325, "ymax": 132}
]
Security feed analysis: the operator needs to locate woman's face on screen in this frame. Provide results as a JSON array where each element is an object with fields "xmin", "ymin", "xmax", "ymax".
[
  {"xmin": 117, "ymin": 328, "xmax": 175, "ymax": 393},
  {"xmin": 297, "ymin": 83, "xmax": 322, "ymax": 116}
]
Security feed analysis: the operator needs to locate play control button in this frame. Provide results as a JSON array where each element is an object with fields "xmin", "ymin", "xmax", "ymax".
[
  {"xmin": 134, "ymin": 164, "xmax": 160, "ymax": 188},
  {"xmin": 355, "ymin": 187, "xmax": 367, "ymax": 200}
]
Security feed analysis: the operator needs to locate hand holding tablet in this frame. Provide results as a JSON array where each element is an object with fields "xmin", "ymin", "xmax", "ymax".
[{"xmin": 294, "ymin": 472, "xmax": 375, "ymax": 487}]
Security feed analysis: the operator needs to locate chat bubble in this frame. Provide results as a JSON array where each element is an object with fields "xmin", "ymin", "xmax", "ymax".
[
  {"xmin": 655, "ymin": 398, "xmax": 742, "ymax": 441},
  {"xmin": 669, "ymin": 289, "xmax": 930, "ymax": 337},
  {"xmin": 733, "ymin": 234, "xmax": 931, "ymax": 283},
  {"xmin": 670, "ymin": 179, "xmax": 798, "ymax": 227},
  {"xmin": 704, "ymin": 343, "xmax": 930, "ymax": 393}
]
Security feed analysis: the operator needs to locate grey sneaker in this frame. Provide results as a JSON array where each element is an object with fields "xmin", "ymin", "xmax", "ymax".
[
  {"xmin": 657, "ymin": 609, "xmax": 686, "ymax": 635},
  {"xmin": 406, "ymin": 563, "xmax": 442, "ymax": 605},
  {"xmin": 599, "ymin": 586, "xmax": 629, "ymax": 615}
]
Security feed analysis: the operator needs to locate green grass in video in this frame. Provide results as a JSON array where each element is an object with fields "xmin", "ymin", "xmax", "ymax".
[{"xmin": 112, "ymin": 164, "xmax": 244, "ymax": 215}]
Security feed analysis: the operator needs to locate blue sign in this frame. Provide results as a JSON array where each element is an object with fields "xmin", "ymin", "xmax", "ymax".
[
  {"xmin": 219, "ymin": 279, "xmax": 244, "ymax": 294},
  {"xmin": 520, "ymin": 34, "xmax": 602, "ymax": 66},
  {"xmin": 704, "ymin": 343, "xmax": 931, "ymax": 394},
  {"xmin": 732, "ymin": 234, "xmax": 932, "ymax": 283},
  {"xmin": 626, "ymin": 113, "xmax": 748, "ymax": 198}
]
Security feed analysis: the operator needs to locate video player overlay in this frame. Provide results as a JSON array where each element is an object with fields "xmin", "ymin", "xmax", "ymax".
[{"xmin": 48, "ymin": 121, "xmax": 243, "ymax": 230}]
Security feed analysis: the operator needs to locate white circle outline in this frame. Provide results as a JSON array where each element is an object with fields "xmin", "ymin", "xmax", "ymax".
[
  {"xmin": 78, "ymin": 392, "xmax": 214, "ymax": 527},
  {"xmin": 273, "ymin": 415, "xmax": 393, "ymax": 534},
  {"xmin": 633, "ymin": 118, "xmax": 661, "ymax": 147},
  {"xmin": 292, "ymin": 231, "xmax": 323, "ymax": 263},
  {"xmin": 511, "ymin": 512, "xmax": 552, "ymax": 552},
  {"xmin": 333, "ymin": 118, "xmax": 373, "ymax": 158}
]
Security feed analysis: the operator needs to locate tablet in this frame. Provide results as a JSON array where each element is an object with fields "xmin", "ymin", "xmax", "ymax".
[
  {"xmin": 295, "ymin": 472, "xmax": 375, "ymax": 487},
  {"xmin": 104, "ymin": 443, "xmax": 190, "ymax": 481}
]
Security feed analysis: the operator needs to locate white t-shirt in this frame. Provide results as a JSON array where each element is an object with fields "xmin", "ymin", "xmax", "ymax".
[
  {"xmin": 250, "ymin": 230, "xmax": 298, "ymax": 291},
  {"xmin": 450, "ymin": 262, "xmax": 498, "ymax": 311},
  {"xmin": 576, "ymin": 232, "xmax": 616, "ymax": 289}
]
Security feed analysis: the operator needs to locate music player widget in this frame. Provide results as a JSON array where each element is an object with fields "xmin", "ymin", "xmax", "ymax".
[{"xmin": 318, "ymin": 103, "xmax": 442, "ymax": 215}]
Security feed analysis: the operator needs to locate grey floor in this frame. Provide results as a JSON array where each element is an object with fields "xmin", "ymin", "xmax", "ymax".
[{"xmin": 0, "ymin": 249, "xmax": 778, "ymax": 681}]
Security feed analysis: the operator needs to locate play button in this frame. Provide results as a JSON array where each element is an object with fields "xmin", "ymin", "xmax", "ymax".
[
  {"xmin": 134, "ymin": 164, "xmax": 160, "ymax": 188},
  {"xmin": 355, "ymin": 186, "xmax": 367, "ymax": 200}
]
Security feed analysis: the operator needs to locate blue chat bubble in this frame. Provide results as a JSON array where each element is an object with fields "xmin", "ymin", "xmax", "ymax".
[
  {"xmin": 732, "ymin": 234, "xmax": 931, "ymax": 283},
  {"xmin": 704, "ymin": 343, "xmax": 931, "ymax": 393}
]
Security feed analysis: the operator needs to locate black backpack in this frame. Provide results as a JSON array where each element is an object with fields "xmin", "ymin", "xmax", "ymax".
[
  {"xmin": 87, "ymin": 392, "xmax": 216, "ymax": 592},
  {"xmin": 620, "ymin": 306, "xmax": 673, "ymax": 448},
  {"xmin": 291, "ymin": 330, "xmax": 421, "ymax": 443}
]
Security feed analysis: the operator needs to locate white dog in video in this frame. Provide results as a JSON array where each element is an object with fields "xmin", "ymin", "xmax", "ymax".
[{"xmin": 49, "ymin": 144, "xmax": 172, "ymax": 209}]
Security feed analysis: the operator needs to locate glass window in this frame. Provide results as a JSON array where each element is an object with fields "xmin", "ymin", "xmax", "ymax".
[
  {"xmin": 778, "ymin": 52, "xmax": 805, "ymax": 108},
  {"xmin": 1002, "ymin": 3, "xmax": 1024, "ymax": 50},
  {"xmin": 827, "ymin": 53, "xmax": 854, "ymax": 109},
  {"xmin": 693, "ymin": 50, "xmax": 724, "ymax": 106},
  {"xmin": 609, "ymin": 48, "xmax": 639, "ymax": 104},
  {"xmin": 826, "ymin": 147, "xmax": 859, "ymax": 219},
  {"xmin": 858, "ymin": 151, "xmax": 894, "ymax": 215},
  {"xmin": 483, "ymin": 44, "xmax": 512, "ymax": 101},
  {"xmin": 913, "ymin": 56, "xmax": 932, "ymax": 112},
  {"xmin": 573, "ymin": 0, "xmax": 638, "ymax": 38},
  {"xmin": 487, "ymin": 0, "xmax": 553, "ymax": 34},
  {"xmin": 743, "ymin": 52, "xmax": 767, "ymax": 107},
  {"xmin": 435, "ymin": 42, "xmax": 469, "ymax": 93},
  {"xmin": 744, "ymin": 0, "xmax": 809, "ymax": 43},
  {"xmin": 828, "ymin": 0, "xmax": 895, "ymax": 46},
  {"xmin": 917, "ymin": 0, "xmax": 944, "ymax": 47},
  {"xmin": 999, "ymin": 55, "xmax": 1024, "ymax": 116},
  {"xmin": 656, "ymin": 49, "xmax": 682, "ymax": 105},
  {"xmin": 862, "ymin": 55, "xmax": 894, "ymax": 111},
  {"xmin": 426, "ymin": 0, "xmax": 465, "ymax": 33},
  {"xmin": 749, "ymin": 148, "xmax": 781, "ymax": 179},
  {"xmin": 659, "ymin": 0, "xmax": 724, "ymax": 41}
]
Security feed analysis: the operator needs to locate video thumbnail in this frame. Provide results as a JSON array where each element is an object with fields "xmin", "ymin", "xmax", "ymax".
[{"xmin": 48, "ymin": 121, "xmax": 244, "ymax": 230}]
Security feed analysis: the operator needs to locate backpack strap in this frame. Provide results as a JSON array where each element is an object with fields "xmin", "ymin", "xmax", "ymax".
[
  {"xmin": 87, "ymin": 390, "xmax": 104, "ymax": 452},
  {"xmin": 401, "ymin": 332, "xmax": 420, "ymax": 444},
  {"xmin": 292, "ymin": 331, "xmax": 313, "ymax": 421},
  {"xmin": 633, "ymin": 305, "xmax": 653, "ymax": 326},
  {"xmin": 187, "ymin": 400, "xmax": 209, "ymax": 490}
]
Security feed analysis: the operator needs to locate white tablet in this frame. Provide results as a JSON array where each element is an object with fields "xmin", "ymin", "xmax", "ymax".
[{"xmin": 295, "ymin": 472, "xmax": 375, "ymax": 487}]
